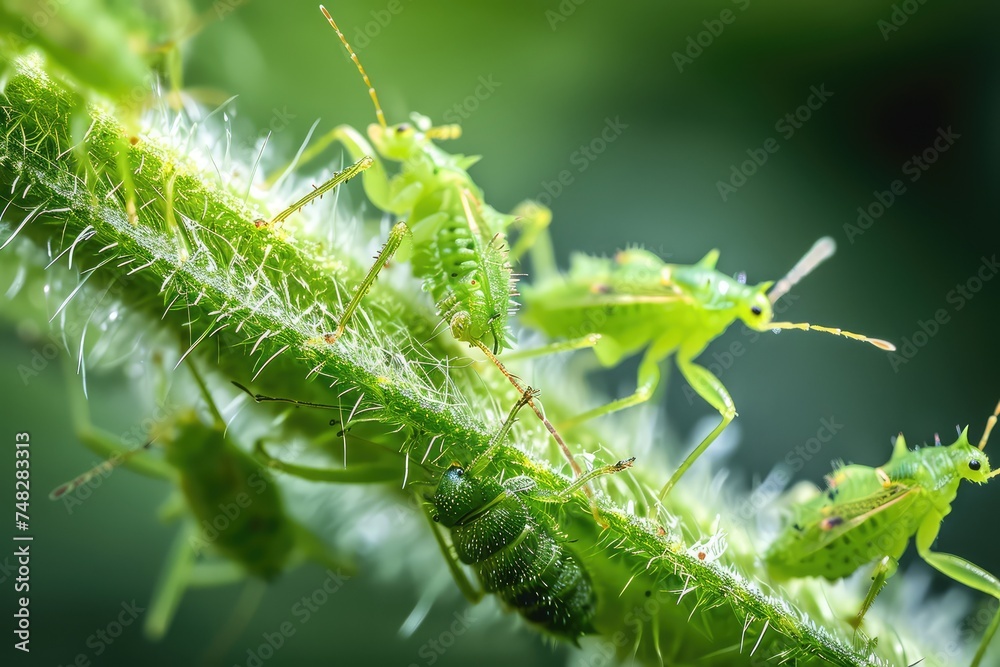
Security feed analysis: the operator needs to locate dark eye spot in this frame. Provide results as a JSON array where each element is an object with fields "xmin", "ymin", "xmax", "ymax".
[
  {"xmin": 456, "ymin": 468, "xmax": 465, "ymax": 476},
  {"xmin": 751, "ymin": 306, "xmax": 762, "ymax": 316},
  {"xmin": 970, "ymin": 459, "xmax": 982, "ymax": 471},
  {"xmin": 432, "ymin": 514, "xmax": 440, "ymax": 522},
  {"xmin": 396, "ymin": 124, "xmax": 410, "ymax": 134}
]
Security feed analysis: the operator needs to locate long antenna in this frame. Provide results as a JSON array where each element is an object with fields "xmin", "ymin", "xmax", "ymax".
[
  {"xmin": 319, "ymin": 5, "xmax": 387, "ymax": 128},
  {"xmin": 978, "ymin": 399, "xmax": 1000, "ymax": 451},
  {"xmin": 767, "ymin": 321, "xmax": 896, "ymax": 351},
  {"xmin": 49, "ymin": 439, "xmax": 157, "ymax": 500},
  {"xmin": 769, "ymin": 236, "xmax": 837, "ymax": 305}
]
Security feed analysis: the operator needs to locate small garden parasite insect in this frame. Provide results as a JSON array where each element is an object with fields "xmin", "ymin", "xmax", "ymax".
[
  {"xmin": 516, "ymin": 236, "xmax": 895, "ymax": 499},
  {"xmin": 259, "ymin": 6, "xmax": 585, "ymax": 497},
  {"xmin": 242, "ymin": 383, "xmax": 635, "ymax": 637},
  {"xmin": 766, "ymin": 400, "xmax": 1000, "ymax": 667}
]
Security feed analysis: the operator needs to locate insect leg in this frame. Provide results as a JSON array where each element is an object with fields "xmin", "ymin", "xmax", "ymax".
[
  {"xmin": 526, "ymin": 458, "xmax": 636, "ymax": 504},
  {"xmin": 144, "ymin": 522, "xmax": 201, "ymax": 640},
  {"xmin": 501, "ymin": 333, "xmax": 603, "ymax": 362},
  {"xmin": 323, "ymin": 220, "xmax": 411, "ymax": 345},
  {"xmin": 253, "ymin": 440, "xmax": 400, "ymax": 484},
  {"xmin": 658, "ymin": 357, "xmax": 736, "ymax": 500},
  {"xmin": 507, "ymin": 200, "xmax": 554, "ymax": 276},
  {"xmin": 287, "ymin": 124, "xmax": 394, "ymax": 210},
  {"xmin": 51, "ymin": 364, "xmax": 174, "ymax": 499},
  {"xmin": 423, "ymin": 503, "xmax": 484, "ymax": 604},
  {"xmin": 558, "ymin": 344, "xmax": 666, "ymax": 430},
  {"xmin": 289, "ymin": 522, "xmax": 357, "ymax": 576},
  {"xmin": 470, "ymin": 341, "xmax": 583, "ymax": 477},
  {"xmin": 261, "ymin": 156, "xmax": 373, "ymax": 228},
  {"xmin": 467, "ymin": 386, "xmax": 538, "ymax": 476},
  {"xmin": 916, "ymin": 514, "xmax": 1000, "ymax": 667},
  {"xmin": 851, "ymin": 555, "xmax": 898, "ymax": 630}
]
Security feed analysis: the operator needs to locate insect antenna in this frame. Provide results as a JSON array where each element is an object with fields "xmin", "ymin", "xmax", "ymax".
[
  {"xmin": 319, "ymin": 5, "xmax": 387, "ymax": 128},
  {"xmin": 978, "ymin": 399, "xmax": 1000, "ymax": 451},
  {"xmin": 764, "ymin": 237, "xmax": 896, "ymax": 350},
  {"xmin": 768, "ymin": 236, "xmax": 837, "ymax": 305},
  {"xmin": 49, "ymin": 438, "xmax": 158, "ymax": 500},
  {"xmin": 232, "ymin": 381, "xmax": 343, "ymax": 411},
  {"xmin": 766, "ymin": 321, "xmax": 896, "ymax": 350}
]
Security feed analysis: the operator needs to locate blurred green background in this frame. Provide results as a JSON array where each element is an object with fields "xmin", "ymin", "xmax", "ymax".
[{"xmin": 2, "ymin": 0, "xmax": 999, "ymax": 664}]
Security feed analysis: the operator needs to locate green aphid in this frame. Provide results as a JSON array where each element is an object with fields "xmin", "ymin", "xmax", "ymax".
[
  {"xmin": 50, "ymin": 367, "xmax": 351, "ymax": 640},
  {"xmin": 260, "ymin": 6, "xmax": 580, "ymax": 484},
  {"xmin": 264, "ymin": 6, "xmax": 548, "ymax": 358},
  {"xmin": 517, "ymin": 237, "xmax": 895, "ymax": 499},
  {"xmin": 766, "ymin": 400, "xmax": 1000, "ymax": 667},
  {"xmin": 248, "ymin": 385, "xmax": 633, "ymax": 639},
  {"xmin": 427, "ymin": 389, "xmax": 633, "ymax": 639}
]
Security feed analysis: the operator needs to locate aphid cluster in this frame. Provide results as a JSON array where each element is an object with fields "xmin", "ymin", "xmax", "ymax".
[{"xmin": 43, "ymin": 5, "xmax": 996, "ymax": 665}]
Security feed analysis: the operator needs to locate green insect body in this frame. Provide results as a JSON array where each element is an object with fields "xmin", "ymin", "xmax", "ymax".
[
  {"xmin": 51, "ymin": 368, "xmax": 350, "ymax": 640},
  {"xmin": 422, "ymin": 390, "xmax": 632, "ymax": 638},
  {"xmin": 519, "ymin": 239, "xmax": 894, "ymax": 499},
  {"xmin": 265, "ymin": 6, "xmax": 584, "ymax": 488},
  {"xmin": 163, "ymin": 410, "xmax": 295, "ymax": 580},
  {"xmin": 411, "ymin": 196, "xmax": 514, "ymax": 352},
  {"xmin": 766, "ymin": 402, "xmax": 1000, "ymax": 667},
  {"xmin": 431, "ymin": 465, "xmax": 597, "ymax": 637},
  {"xmin": 268, "ymin": 6, "xmax": 542, "ymax": 356},
  {"xmin": 245, "ymin": 385, "xmax": 632, "ymax": 639}
]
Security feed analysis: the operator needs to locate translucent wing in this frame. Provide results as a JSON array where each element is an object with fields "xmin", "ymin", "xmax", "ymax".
[{"xmin": 792, "ymin": 482, "xmax": 920, "ymax": 556}]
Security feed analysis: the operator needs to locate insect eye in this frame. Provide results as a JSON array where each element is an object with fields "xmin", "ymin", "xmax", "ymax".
[
  {"xmin": 432, "ymin": 514, "xmax": 440, "ymax": 522},
  {"xmin": 750, "ymin": 306, "xmax": 762, "ymax": 316},
  {"xmin": 456, "ymin": 468, "xmax": 465, "ymax": 476},
  {"xmin": 396, "ymin": 124, "xmax": 411, "ymax": 134},
  {"xmin": 970, "ymin": 459, "xmax": 982, "ymax": 471}
]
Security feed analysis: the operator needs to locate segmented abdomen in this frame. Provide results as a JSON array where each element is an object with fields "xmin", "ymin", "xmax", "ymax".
[
  {"xmin": 412, "ymin": 212, "xmax": 514, "ymax": 351},
  {"xmin": 445, "ymin": 481, "xmax": 596, "ymax": 637}
]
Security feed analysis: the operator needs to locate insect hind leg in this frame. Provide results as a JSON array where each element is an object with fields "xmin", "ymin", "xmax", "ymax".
[
  {"xmin": 658, "ymin": 358, "xmax": 735, "ymax": 500},
  {"xmin": 851, "ymin": 555, "xmax": 898, "ymax": 631}
]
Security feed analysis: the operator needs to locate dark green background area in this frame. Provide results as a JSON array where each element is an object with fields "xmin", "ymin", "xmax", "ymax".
[{"xmin": 2, "ymin": 0, "xmax": 999, "ymax": 665}]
